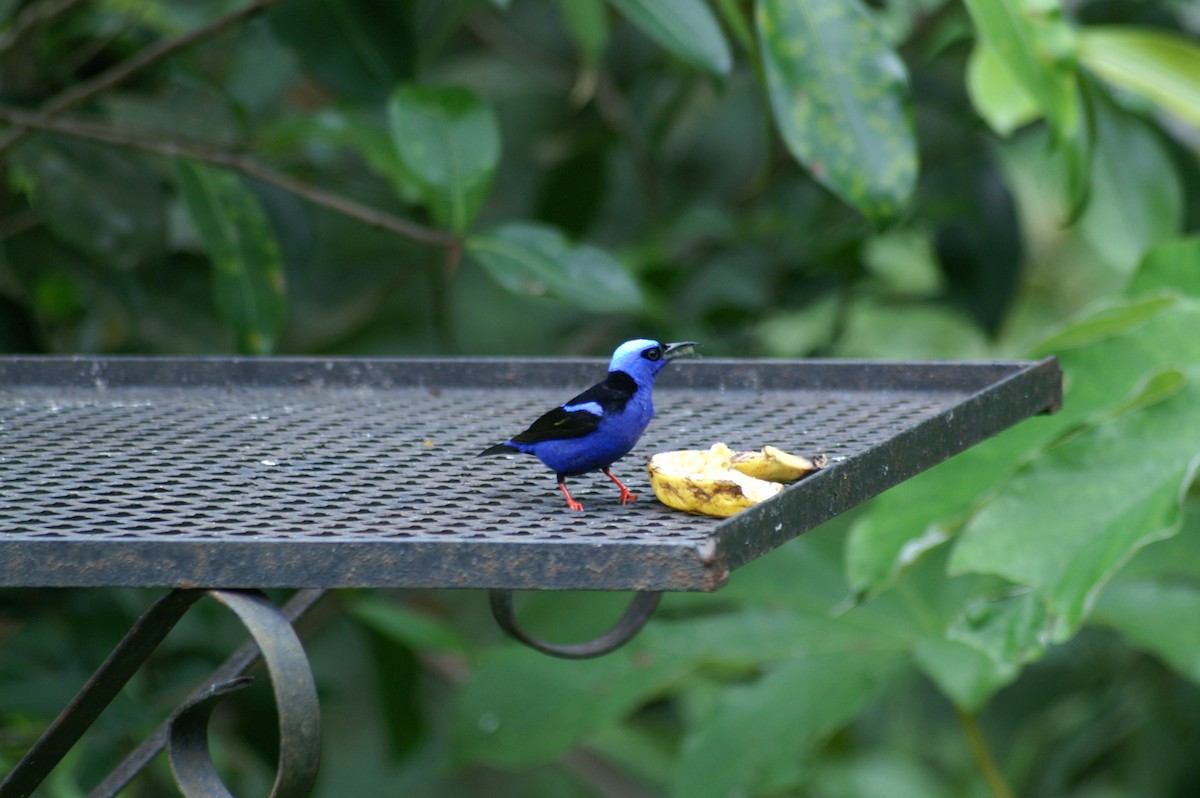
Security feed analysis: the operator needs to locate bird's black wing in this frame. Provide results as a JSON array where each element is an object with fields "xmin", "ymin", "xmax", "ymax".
[
  {"xmin": 508, "ymin": 373, "xmax": 638, "ymax": 445},
  {"xmin": 508, "ymin": 405, "xmax": 602, "ymax": 444}
]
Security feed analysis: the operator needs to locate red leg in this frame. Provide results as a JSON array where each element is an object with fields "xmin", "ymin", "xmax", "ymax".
[
  {"xmin": 602, "ymin": 467, "xmax": 638, "ymax": 505},
  {"xmin": 557, "ymin": 477, "xmax": 583, "ymax": 511}
]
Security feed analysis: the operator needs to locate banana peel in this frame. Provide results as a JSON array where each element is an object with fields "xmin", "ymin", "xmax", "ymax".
[
  {"xmin": 730, "ymin": 445, "xmax": 826, "ymax": 482},
  {"xmin": 647, "ymin": 443, "xmax": 827, "ymax": 518}
]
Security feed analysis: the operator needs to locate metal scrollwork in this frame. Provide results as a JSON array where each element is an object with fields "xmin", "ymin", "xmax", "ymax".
[
  {"xmin": 488, "ymin": 589, "xmax": 662, "ymax": 659},
  {"xmin": 167, "ymin": 590, "xmax": 321, "ymax": 798}
]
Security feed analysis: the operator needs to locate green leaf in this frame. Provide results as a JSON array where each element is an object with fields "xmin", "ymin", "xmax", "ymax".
[
  {"xmin": 849, "ymin": 291, "xmax": 1193, "ymax": 600},
  {"xmin": 348, "ymin": 596, "xmax": 467, "ymax": 654},
  {"xmin": 1079, "ymin": 26, "xmax": 1200, "ymax": 129},
  {"xmin": 950, "ymin": 366, "xmax": 1200, "ymax": 641},
  {"xmin": 756, "ymin": 0, "xmax": 918, "ymax": 224},
  {"xmin": 1037, "ymin": 296, "xmax": 1200, "ymax": 425},
  {"xmin": 845, "ymin": 417, "xmax": 1055, "ymax": 597},
  {"xmin": 1091, "ymin": 579, "xmax": 1200, "ymax": 682},
  {"xmin": 11, "ymin": 138, "xmax": 167, "ymax": 270},
  {"xmin": 277, "ymin": 109, "xmax": 419, "ymax": 202},
  {"xmin": 454, "ymin": 611, "xmax": 783, "ymax": 767},
  {"xmin": 810, "ymin": 750, "xmax": 958, "ymax": 798},
  {"xmin": 1102, "ymin": 368, "xmax": 1187, "ymax": 419},
  {"xmin": 388, "ymin": 85, "xmax": 501, "ymax": 234},
  {"xmin": 175, "ymin": 162, "xmax": 287, "ymax": 355},
  {"xmin": 466, "ymin": 222, "xmax": 642, "ymax": 313},
  {"xmin": 712, "ymin": 0, "xmax": 755, "ymax": 55},
  {"xmin": 912, "ymin": 636, "xmax": 1016, "ymax": 713},
  {"xmin": 1113, "ymin": 494, "xmax": 1200, "ymax": 583},
  {"xmin": 1030, "ymin": 294, "xmax": 1176, "ymax": 355},
  {"xmin": 1128, "ymin": 237, "xmax": 1200, "ymax": 300},
  {"xmin": 835, "ymin": 296, "xmax": 989, "ymax": 358},
  {"xmin": 268, "ymin": 0, "xmax": 414, "ymax": 102},
  {"xmin": 1077, "ymin": 90, "xmax": 1183, "ymax": 273},
  {"xmin": 455, "ymin": 591, "xmax": 902, "ymax": 769},
  {"xmin": 946, "ymin": 591, "xmax": 1048, "ymax": 675},
  {"xmin": 605, "ymin": 0, "xmax": 732, "ymax": 76},
  {"xmin": 673, "ymin": 653, "xmax": 903, "ymax": 798},
  {"xmin": 559, "ymin": 0, "xmax": 610, "ymax": 68},
  {"xmin": 966, "ymin": 42, "xmax": 1040, "ymax": 136},
  {"xmin": 962, "ymin": 0, "xmax": 1079, "ymax": 141}
]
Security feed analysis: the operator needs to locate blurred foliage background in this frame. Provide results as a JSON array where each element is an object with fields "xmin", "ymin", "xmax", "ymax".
[{"xmin": 2, "ymin": 0, "xmax": 1200, "ymax": 795}]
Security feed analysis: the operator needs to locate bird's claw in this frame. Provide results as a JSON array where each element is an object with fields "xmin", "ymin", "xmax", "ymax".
[
  {"xmin": 619, "ymin": 489, "xmax": 638, "ymax": 505},
  {"xmin": 558, "ymin": 480, "xmax": 584, "ymax": 511}
]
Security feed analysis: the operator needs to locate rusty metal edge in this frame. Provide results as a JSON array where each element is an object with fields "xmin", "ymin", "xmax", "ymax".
[{"xmin": 0, "ymin": 538, "xmax": 727, "ymax": 592}]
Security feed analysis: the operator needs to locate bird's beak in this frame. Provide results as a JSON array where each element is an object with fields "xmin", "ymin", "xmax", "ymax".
[{"xmin": 662, "ymin": 341, "xmax": 699, "ymax": 360}]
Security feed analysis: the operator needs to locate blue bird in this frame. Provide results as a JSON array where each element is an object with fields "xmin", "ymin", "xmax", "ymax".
[{"xmin": 480, "ymin": 339, "xmax": 698, "ymax": 511}]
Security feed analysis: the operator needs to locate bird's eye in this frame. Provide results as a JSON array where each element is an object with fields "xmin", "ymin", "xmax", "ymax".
[{"xmin": 643, "ymin": 347, "xmax": 662, "ymax": 361}]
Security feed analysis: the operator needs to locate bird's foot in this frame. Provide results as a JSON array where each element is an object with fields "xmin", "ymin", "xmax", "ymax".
[
  {"xmin": 603, "ymin": 468, "xmax": 638, "ymax": 506},
  {"xmin": 558, "ymin": 480, "xmax": 584, "ymax": 512}
]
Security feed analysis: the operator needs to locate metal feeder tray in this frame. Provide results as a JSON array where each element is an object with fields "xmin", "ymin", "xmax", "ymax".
[
  {"xmin": 0, "ymin": 355, "xmax": 1062, "ymax": 798},
  {"xmin": 0, "ymin": 356, "xmax": 1062, "ymax": 591}
]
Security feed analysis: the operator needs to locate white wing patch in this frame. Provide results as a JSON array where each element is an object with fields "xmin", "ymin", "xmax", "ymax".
[{"xmin": 562, "ymin": 401, "xmax": 603, "ymax": 417}]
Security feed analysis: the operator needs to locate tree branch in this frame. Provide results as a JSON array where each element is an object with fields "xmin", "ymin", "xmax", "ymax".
[
  {"xmin": 0, "ymin": 0, "xmax": 289, "ymax": 155},
  {"xmin": 0, "ymin": 106, "xmax": 456, "ymax": 250}
]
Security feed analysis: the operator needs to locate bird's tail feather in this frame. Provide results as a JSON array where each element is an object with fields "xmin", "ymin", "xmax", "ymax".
[{"xmin": 479, "ymin": 443, "xmax": 519, "ymax": 457}]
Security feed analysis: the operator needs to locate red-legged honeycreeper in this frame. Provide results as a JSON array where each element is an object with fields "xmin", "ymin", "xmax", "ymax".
[{"xmin": 479, "ymin": 339, "xmax": 698, "ymax": 511}]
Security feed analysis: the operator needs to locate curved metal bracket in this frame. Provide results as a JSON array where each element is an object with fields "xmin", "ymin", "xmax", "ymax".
[
  {"xmin": 167, "ymin": 590, "xmax": 321, "ymax": 798},
  {"xmin": 488, "ymin": 590, "xmax": 662, "ymax": 659}
]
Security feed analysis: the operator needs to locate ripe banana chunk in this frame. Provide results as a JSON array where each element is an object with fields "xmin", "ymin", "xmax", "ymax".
[
  {"xmin": 647, "ymin": 443, "xmax": 825, "ymax": 518},
  {"xmin": 729, "ymin": 445, "xmax": 828, "ymax": 482}
]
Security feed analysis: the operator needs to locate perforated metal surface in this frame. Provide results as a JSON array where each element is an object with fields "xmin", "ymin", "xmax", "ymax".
[{"xmin": 0, "ymin": 356, "xmax": 1060, "ymax": 591}]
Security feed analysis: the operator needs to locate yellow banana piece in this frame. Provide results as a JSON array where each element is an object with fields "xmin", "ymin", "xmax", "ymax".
[
  {"xmin": 647, "ymin": 444, "xmax": 782, "ymax": 518},
  {"xmin": 729, "ymin": 445, "xmax": 827, "ymax": 482},
  {"xmin": 646, "ymin": 443, "xmax": 825, "ymax": 518}
]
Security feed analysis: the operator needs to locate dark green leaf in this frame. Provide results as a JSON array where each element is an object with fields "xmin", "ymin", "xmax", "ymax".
[
  {"xmin": 606, "ymin": 0, "xmax": 732, "ymax": 76},
  {"xmin": 11, "ymin": 138, "xmax": 166, "ymax": 270},
  {"xmin": 274, "ymin": 109, "xmax": 419, "ymax": 202},
  {"xmin": 268, "ymin": 0, "xmax": 415, "ymax": 102},
  {"xmin": 673, "ymin": 653, "xmax": 903, "ymax": 798},
  {"xmin": 467, "ymin": 222, "xmax": 642, "ymax": 313},
  {"xmin": 757, "ymin": 0, "xmax": 918, "ymax": 224},
  {"xmin": 535, "ymin": 143, "xmax": 608, "ymax": 237},
  {"xmin": 388, "ymin": 85, "xmax": 501, "ymax": 234},
  {"xmin": 349, "ymin": 596, "xmax": 467, "ymax": 654},
  {"xmin": 362, "ymin": 623, "xmax": 426, "ymax": 758},
  {"xmin": 559, "ymin": 0, "xmax": 610, "ymax": 68},
  {"xmin": 454, "ymin": 631, "xmax": 698, "ymax": 766},
  {"xmin": 455, "ymin": 598, "xmax": 893, "ymax": 769},
  {"xmin": 930, "ymin": 153, "xmax": 1024, "ymax": 335},
  {"xmin": 175, "ymin": 162, "xmax": 287, "ymax": 354}
]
